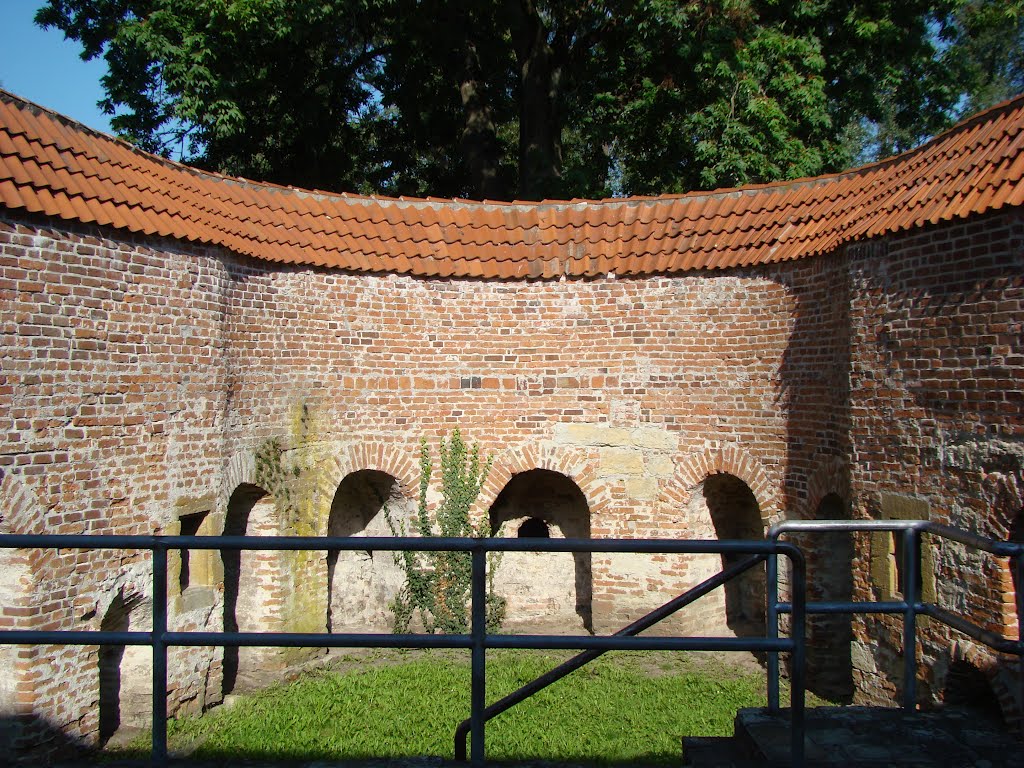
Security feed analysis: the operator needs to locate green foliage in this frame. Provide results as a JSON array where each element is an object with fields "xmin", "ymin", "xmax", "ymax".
[
  {"xmin": 37, "ymin": 1, "xmax": 1022, "ymax": 199},
  {"xmin": 253, "ymin": 437, "xmax": 291, "ymax": 509},
  {"xmin": 147, "ymin": 651, "xmax": 772, "ymax": 762},
  {"xmin": 386, "ymin": 431, "xmax": 504, "ymax": 634},
  {"xmin": 948, "ymin": 0, "xmax": 1024, "ymax": 114}
]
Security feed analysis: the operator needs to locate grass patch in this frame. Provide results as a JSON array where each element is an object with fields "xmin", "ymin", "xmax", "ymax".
[{"xmin": 127, "ymin": 651, "xmax": 780, "ymax": 764}]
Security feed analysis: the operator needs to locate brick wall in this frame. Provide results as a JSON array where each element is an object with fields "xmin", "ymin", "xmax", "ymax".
[
  {"xmin": 845, "ymin": 210, "xmax": 1024, "ymax": 726},
  {"xmin": 0, "ymin": 205, "xmax": 1020, "ymax": 752},
  {"xmin": 0, "ymin": 217, "xmax": 231, "ymax": 750}
]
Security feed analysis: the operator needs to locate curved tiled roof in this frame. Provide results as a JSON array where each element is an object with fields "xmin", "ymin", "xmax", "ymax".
[{"xmin": 1, "ymin": 89, "xmax": 1023, "ymax": 279}]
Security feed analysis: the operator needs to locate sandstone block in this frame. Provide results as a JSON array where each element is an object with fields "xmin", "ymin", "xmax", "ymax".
[{"xmin": 600, "ymin": 448, "xmax": 645, "ymax": 475}]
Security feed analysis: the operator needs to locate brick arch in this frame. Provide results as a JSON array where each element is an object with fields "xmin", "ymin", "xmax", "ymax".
[
  {"xmin": 0, "ymin": 469, "xmax": 46, "ymax": 536},
  {"xmin": 315, "ymin": 442, "xmax": 419, "ymax": 535},
  {"xmin": 480, "ymin": 444, "xmax": 611, "ymax": 519},
  {"xmin": 218, "ymin": 449, "xmax": 260, "ymax": 512},
  {"xmin": 318, "ymin": 441, "xmax": 418, "ymax": 501},
  {"xmin": 947, "ymin": 639, "xmax": 1022, "ymax": 735},
  {"xmin": 659, "ymin": 443, "xmax": 780, "ymax": 523},
  {"xmin": 803, "ymin": 455, "xmax": 852, "ymax": 521},
  {"xmin": 0, "ymin": 470, "xmax": 49, "ymax": 599},
  {"xmin": 0, "ymin": 471, "xmax": 38, "ymax": 721}
]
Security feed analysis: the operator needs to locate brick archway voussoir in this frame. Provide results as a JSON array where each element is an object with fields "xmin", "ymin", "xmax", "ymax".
[
  {"xmin": 481, "ymin": 444, "xmax": 611, "ymax": 519},
  {"xmin": 803, "ymin": 455, "xmax": 852, "ymax": 520},
  {"xmin": 661, "ymin": 443, "xmax": 781, "ymax": 523}
]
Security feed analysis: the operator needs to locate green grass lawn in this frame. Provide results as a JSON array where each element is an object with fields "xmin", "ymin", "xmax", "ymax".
[{"xmin": 138, "ymin": 650, "xmax": 779, "ymax": 764}]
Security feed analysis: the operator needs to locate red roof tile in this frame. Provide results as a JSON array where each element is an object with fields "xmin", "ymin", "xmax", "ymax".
[{"xmin": 1, "ymin": 89, "xmax": 1023, "ymax": 278}]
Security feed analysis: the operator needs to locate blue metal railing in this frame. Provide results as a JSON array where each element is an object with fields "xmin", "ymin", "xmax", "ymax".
[
  {"xmin": 0, "ymin": 534, "xmax": 807, "ymax": 767},
  {"xmin": 767, "ymin": 519, "xmax": 1024, "ymax": 718}
]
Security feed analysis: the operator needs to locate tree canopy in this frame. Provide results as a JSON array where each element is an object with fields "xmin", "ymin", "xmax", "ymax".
[{"xmin": 36, "ymin": 0, "xmax": 1024, "ymax": 200}]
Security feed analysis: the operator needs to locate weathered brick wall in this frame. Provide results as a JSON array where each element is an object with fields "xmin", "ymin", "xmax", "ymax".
[
  {"xmin": 845, "ymin": 209, "xmax": 1024, "ymax": 726},
  {"xmin": 0, "ymin": 216, "xmax": 232, "ymax": 749},
  {"xmin": 216, "ymin": 242, "xmax": 851, "ymax": 637},
  {"xmin": 0, "ymin": 204, "xmax": 1019, "ymax": 752}
]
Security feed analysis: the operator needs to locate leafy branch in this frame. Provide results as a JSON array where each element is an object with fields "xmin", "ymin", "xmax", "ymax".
[{"xmin": 386, "ymin": 430, "xmax": 505, "ymax": 634}]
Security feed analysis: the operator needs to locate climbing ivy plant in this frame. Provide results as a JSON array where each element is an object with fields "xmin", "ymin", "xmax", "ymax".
[{"xmin": 386, "ymin": 430, "xmax": 505, "ymax": 634}]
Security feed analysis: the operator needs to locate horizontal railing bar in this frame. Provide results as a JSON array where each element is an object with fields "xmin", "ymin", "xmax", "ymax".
[
  {"xmin": 0, "ymin": 534, "xmax": 800, "ymax": 556},
  {"xmin": 0, "ymin": 629, "xmax": 794, "ymax": 653},
  {"xmin": 769, "ymin": 519, "xmax": 1022, "ymax": 558},
  {"xmin": 920, "ymin": 604, "xmax": 1023, "ymax": 655}
]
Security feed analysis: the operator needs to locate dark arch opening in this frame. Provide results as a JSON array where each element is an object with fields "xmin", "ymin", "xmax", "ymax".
[
  {"xmin": 221, "ymin": 483, "xmax": 274, "ymax": 696},
  {"xmin": 944, "ymin": 659, "xmax": 1005, "ymax": 725},
  {"xmin": 98, "ymin": 590, "xmax": 149, "ymax": 745},
  {"xmin": 518, "ymin": 517, "xmax": 550, "ymax": 538},
  {"xmin": 97, "ymin": 595, "xmax": 128, "ymax": 745},
  {"xmin": 489, "ymin": 469, "xmax": 592, "ymax": 633},
  {"xmin": 326, "ymin": 470, "xmax": 407, "ymax": 633},
  {"xmin": 701, "ymin": 473, "xmax": 765, "ymax": 637},
  {"xmin": 806, "ymin": 492, "xmax": 854, "ymax": 701}
]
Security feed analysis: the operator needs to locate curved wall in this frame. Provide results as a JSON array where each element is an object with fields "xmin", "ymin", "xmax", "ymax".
[{"xmin": 0, "ymin": 205, "xmax": 1020, "ymax": 748}]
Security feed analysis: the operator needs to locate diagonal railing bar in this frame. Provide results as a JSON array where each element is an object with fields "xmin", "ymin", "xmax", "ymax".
[
  {"xmin": 453, "ymin": 552, "xmax": 768, "ymax": 761},
  {"xmin": 0, "ymin": 534, "xmax": 807, "ymax": 768}
]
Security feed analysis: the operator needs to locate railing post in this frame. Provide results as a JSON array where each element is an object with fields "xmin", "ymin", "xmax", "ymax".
[
  {"xmin": 902, "ymin": 528, "xmax": 919, "ymax": 711},
  {"xmin": 152, "ymin": 541, "xmax": 168, "ymax": 768},
  {"xmin": 469, "ymin": 544, "xmax": 487, "ymax": 767},
  {"xmin": 789, "ymin": 548, "xmax": 806, "ymax": 768},
  {"xmin": 1016, "ymin": 551, "xmax": 1023, "ymax": 738},
  {"xmin": 766, "ymin": 548, "xmax": 780, "ymax": 711}
]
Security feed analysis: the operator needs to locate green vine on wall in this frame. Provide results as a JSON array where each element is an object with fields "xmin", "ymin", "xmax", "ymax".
[{"xmin": 386, "ymin": 430, "xmax": 506, "ymax": 634}]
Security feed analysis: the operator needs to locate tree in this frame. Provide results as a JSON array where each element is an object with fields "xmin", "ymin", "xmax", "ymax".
[{"xmin": 36, "ymin": 0, "xmax": 1020, "ymax": 200}]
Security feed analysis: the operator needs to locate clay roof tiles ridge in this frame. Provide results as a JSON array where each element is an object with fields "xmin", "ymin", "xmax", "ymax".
[{"xmin": 1, "ymin": 88, "xmax": 1024, "ymax": 277}]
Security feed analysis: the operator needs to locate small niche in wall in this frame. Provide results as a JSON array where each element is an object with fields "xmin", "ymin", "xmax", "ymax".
[
  {"xmin": 178, "ymin": 512, "xmax": 206, "ymax": 593},
  {"xmin": 870, "ymin": 493, "xmax": 935, "ymax": 604},
  {"xmin": 517, "ymin": 517, "xmax": 550, "ymax": 538}
]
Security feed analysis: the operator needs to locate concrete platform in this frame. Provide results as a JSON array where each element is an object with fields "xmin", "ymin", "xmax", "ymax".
[{"xmin": 684, "ymin": 706, "xmax": 1024, "ymax": 768}]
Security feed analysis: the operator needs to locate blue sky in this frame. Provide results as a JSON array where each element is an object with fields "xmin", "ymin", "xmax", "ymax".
[{"xmin": 0, "ymin": 0, "xmax": 114, "ymax": 134}]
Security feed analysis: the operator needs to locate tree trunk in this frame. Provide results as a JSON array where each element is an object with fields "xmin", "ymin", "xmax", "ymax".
[
  {"xmin": 459, "ymin": 40, "xmax": 505, "ymax": 200},
  {"xmin": 508, "ymin": 0, "xmax": 564, "ymax": 200}
]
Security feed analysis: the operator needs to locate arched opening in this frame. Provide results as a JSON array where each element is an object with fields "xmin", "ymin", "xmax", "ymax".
[
  {"xmin": 517, "ymin": 517, "xmax": 550, "ymax": 538},
  {"xmin": 944, "ymin": 659, "xmax": 1005, "ymax": 726},
  {"xmin": 326, "ymin": 470, "xmax": 410, "ymax": 633},
  {"xmin": 688, "ymin": 473, "xmax": 765, "ymax": 637},
  {"xmin": 221, "ymin": 483, "xmax": 278, "ymax": 696},
  {"xmin": 98, "ymin": 590, "xmax": 150, "ymax": 745},
  {"xmin": 806, "ymin": 493, "xmax": 854, "ymax": 701},
  {"xmin": 0, "ymin": 548, "xmax": 31, "ymax": 747},
  {"xmin": 489, "ymin": 469, "xmax": 592, "ymax": 633}
]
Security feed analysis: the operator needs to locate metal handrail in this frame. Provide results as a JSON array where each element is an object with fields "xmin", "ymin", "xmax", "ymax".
[
  {"xmin": 766, "ymin": 519, "xmax": 1024, "ymax": 717},
  {"xmin": 0, "ymin": 534, "xmax": 809, "ymax": 768},
  {"xmin": 453, "ymin": 552, "xmax": 768, "ymax": 760}
]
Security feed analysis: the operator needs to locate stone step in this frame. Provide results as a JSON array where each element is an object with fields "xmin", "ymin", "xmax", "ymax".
[
  {"xmin": 682, "ymin": 735, "xmax": 762, "ymax": 767},
  {"xmin": 733, "ymin": 705, "xmax": 1024, "ymax": 768}
]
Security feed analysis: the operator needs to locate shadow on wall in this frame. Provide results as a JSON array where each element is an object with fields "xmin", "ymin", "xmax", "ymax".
[
  {"xmin": 221, "ymin": 483, "xmax": 278, "ymax": 696},
  {"xmin": 488, "ymin": 469, "xmax": 592, "ymax": 633},
  {"xmin": 98, "ymin": 589, "xmax": 151, "ymax": 746},
  {"xmin": 326, "ymin": 470, "xmax": 411, "ymax": 633},
  {"xmin": 687, "ymin": 473, "xmax": 766, "ymax": 638},
  {"xmin": 0, "ymin": 713, "xmax": 94, "ymax": 761},
  {"xmin": 805, "ymin": 493, "xmax": 854, "ymax": 702},
  {"xmin": 777, "ymin": 251, "xmax": 854, "ymax": 702}
]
